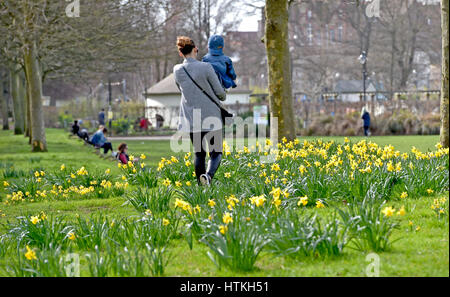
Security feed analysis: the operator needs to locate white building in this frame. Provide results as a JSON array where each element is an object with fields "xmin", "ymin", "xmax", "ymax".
[
  {"xmin": 144, "ymin": 73, "xmax": 252, "ymax": 129},
  {"xmin": 335, "ymin": 80, "xmax": 377, "ymax": 102}
]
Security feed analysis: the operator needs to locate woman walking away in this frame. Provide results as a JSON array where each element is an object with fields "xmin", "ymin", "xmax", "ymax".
[
  {"xmin": 361, "ymin": 107, "xmax": 371, "ymax": 137},
  {"xmin": 174, "ymin": 36, "xmax": 227, "ymax": 186}
]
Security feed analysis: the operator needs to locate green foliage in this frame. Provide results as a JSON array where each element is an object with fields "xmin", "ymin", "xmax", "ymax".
[
  {"xmin": 337, "ymin": 195, "xmax": 399, "ymax": 252},
  {"xmin": 268, "ymin": 210, "xmax": 348, "ymax": 258}
]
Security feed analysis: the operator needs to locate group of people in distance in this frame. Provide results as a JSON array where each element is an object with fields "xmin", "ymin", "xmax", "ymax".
[{"xmin": 71, "ymin": 120, "xmax": 131, "ymax": 164}]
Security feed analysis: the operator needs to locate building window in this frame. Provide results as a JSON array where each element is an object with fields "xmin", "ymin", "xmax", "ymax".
[
  {"xmin": 330, "ymin": 29, "xmax": 335, "ymax": 42},
  {"xmin": 338, "ymin": 24, "xmax": 343, "ymax": 42},
  {"xmin": 317, "ymin": 30, "xmax": 322, "ymax": 46},
  {"xmin": 307, "ymin": 10, "xmax": 312, "ymax": 19}
]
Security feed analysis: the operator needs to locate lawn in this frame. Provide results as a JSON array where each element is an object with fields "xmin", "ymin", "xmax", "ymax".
[{"xmin": 0, "ymin": 129, "xmax": 448, "ymax": 277}]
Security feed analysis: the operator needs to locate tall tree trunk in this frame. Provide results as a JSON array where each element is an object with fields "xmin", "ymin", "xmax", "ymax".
[
  {"xmin": 25, "ymin": 80, "xmax": 32, "ymax": 141},
  {"xmin": 9, "ymin": 66, "xmax": 26, "ymax": 135},
  {"xmin": 389, "ymin": 29, "xmax": 396, "ymax": 99},
  {"xmin": 441, "ymin": 0, "xmax": 449, "ymax": 148},
  {"xmin": 24, "ymin": 42, "xmax": 47, "ymax": 152},
  {"xmin": 265, "ymin": 0, "xmax": 296, "ymax": 141},
  {"xmin": 0, "ymin": 72, "xmax": 9, "ymax": 130}
]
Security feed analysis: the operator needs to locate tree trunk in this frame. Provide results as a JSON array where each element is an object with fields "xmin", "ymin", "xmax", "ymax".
[
  {"xmin": 10, "ymin": 66, "xmax": 26, "ymax": 135},
  {"xmin": 441, "ymin": 0, "xmax": 449, "ymax": 148},
  {"xmin": 264, "ymin": 0, "xmax": 296, "ymax": 141},
  {"xmin": 0, "ymin": 72, "xmax": 9, "ymax": 130},
  {"xmin": 24, "ymin": 42, "xmax": 47, "ymax": 152},
  {"xmin": 23, "ymin": 70, "xmax": 32, "ymax": 141}
]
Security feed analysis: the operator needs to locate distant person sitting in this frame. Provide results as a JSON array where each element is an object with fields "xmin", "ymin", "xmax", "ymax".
[
  {"xmin": 98, "ymin": 109, "xmax": 106, "ymax": 126},
  {"xmin": 361, "ymin": 107, "xmax": 371, "ymax": 137},
  {"xmin": 117, "ymin": 143, "xmax": 130, "ymax": 164},
  {"xmin": 71, "ymin": 120, "xmax": 80, "ymax": 135},
  {"xmin": 117, "ymin": 143, "xmax": 139, "ymax": 164},
  {"xmin": 90, "ymin": 127, "xmax": 113, "ymax": 155},
  {"xmin": 79, "ymin": 128, "xmax": 90, "ymax": 143}
]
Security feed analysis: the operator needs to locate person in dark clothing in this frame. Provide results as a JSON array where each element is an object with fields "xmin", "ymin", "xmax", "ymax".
[
  {"xmin": 189, "ymin": 130, "xmax": 223, "ymax": 186},
  {"xmin": 98, "ymin": 109, "xmax": 106, "ymax": 126},
  {"xmin": 78, "ymin": 128, "xmax": 90, "ymax": 143},
  {"xmin": 361, "ymin": 107, "xmax": 371, "ymax": 137},
  {"xmin": 174, "ymin": 36, "xmax": 226, "ymax": 186},
  {"xmin": 71, "ymin": 120, "xmax": 80, "ymax": 135}
]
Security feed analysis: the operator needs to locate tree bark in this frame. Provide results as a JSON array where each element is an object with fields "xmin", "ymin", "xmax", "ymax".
[
  {"xmin": 24, "ymin": 42, "xmax": 47, "ymax": 152},
  {"xmin": 441, "ymin": 0, "xmax": 449, "ymax": 148},
  {"xmin": 9, "ymin": 66, "xmax": 26, "ymax": 135},
  {"xmin": 265, "ymin": 0, "xmax": 296, "ymax": 141},
  {"xmin": 0, "ymin": 72, "xmax": 9, "ymax": 130},
  {"xmin": 25, "ymin": 75, "xmax": 32, "ymax": 142}
]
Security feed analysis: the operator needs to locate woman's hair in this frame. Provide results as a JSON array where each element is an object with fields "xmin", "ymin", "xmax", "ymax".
[
  {"xmin": 177, "ymin": 36, "xmax": 195, "ymax": 55},
  {"xmin": 118, "ymin": 143, "xmax": 127, "ymax": 153}
]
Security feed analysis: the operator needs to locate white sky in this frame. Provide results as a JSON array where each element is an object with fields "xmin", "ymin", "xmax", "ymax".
[
  {"xmin": 237, "ymin": 13, "xmax": 260, "ymax": 31},
  {"xmin": 234, "ymin": 3, "xmax": 261, "ymax": 32}
]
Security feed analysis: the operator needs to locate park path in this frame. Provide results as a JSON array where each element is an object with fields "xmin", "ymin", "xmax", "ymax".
[{"xmin": 109, "ymin": 135, "xmax": 174, "ymax": 141}]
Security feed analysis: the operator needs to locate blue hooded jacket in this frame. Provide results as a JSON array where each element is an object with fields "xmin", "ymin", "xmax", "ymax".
[
  {"xmin": 90, "ymin": 130, "xmax": 107, "ymax": 147},
  {"xmin": 202, "ymin": 35, "xmax": 237, "ymax": 89},
  {"xmin": 362, "ymin": 112, "xmax": 371, "ymax": 127}
]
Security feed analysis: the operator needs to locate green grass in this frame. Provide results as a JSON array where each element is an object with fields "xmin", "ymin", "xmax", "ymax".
[{"xmin": 0, "ymin": 129, "xmax": 447, "ymax": 276}]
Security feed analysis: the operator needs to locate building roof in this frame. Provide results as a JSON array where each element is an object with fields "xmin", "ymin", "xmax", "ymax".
[
  {"xmin": 335, "ymin": 80, "xmax": 379, "ymax": 93},
  {"xmin": 144, "ymin": 73, "xmax": 252, "ymax": 97},
  {"xmin": 144, "ymin": 73, "xmax": 179, "ymax": 96}
]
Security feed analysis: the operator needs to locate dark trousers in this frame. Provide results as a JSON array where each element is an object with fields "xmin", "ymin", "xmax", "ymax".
[
  {"xmin": 364, "ymin": 125, "xmax": 370, "ymax": 136},
  {"xmin": 100, "ymin": 142, "xmax": 113, "ymax": 154},
  {"xmin": 78, "ymin": 131, "xmax": 90, "ymax": 142},
  {"xmin": 189, "ymin": 130, "xmax": 223, "ymax": 184}
]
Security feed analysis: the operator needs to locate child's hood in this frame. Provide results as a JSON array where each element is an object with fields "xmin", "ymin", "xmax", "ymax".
[{"xmin": 208, "ymin": 35, "xmax": 224, "ymax": 56}]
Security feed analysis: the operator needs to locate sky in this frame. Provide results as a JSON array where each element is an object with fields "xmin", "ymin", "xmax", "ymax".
[
  {"xmin": 234, "ymin": 2, "xmax": 262, "ymax": 32},
  {"xmin": 237, "ymin": 12, "xmax": 260, "ymax": 31}
]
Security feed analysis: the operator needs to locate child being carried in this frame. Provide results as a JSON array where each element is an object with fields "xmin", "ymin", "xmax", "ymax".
[{"xmin": 202, "ymin": 35, "xmax": 237, "ymax": 90}]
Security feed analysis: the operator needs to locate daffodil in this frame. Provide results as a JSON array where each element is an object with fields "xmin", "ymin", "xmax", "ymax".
[
  {"xmin": 30, "ymin": 216, "xmax": 41, "ymax": 225},
  {"xmin": 25, "ymin": 246, "xmax": 37, "ymax": 261},
  {"xmin": 382, "ymin": 206, "xmax": 395, "ymax": 217},
  {"xmin": 298, "ymin": 196, "xmax": 308, "ymax": 206},
  {"xmin": 68, "ymin": 232, "xmax": 76, "ymax": 241},
  {"xmin": 397, "ymin": 206, "xmax": 406, "ymax": 216},
  {"xmin": 219, "ymin": 225, "xmax": 228, "ymax": 235},
  {"xmin": 162, "ymin": 218, "xmax": 170, "ymax": 226},
  {"xmin": 400, "ymin": 192, "xmax": 408, "ymax": 199},
  {"xmin": 222, "ymin": 212, "xmax": 233, "ymax": 224},
  {"xmin": 316, "ymin": 200, "xmax": 325, "ymax": 209}
]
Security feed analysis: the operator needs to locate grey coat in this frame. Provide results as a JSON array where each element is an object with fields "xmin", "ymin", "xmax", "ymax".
[{"xmin": 174, "ymin": 57, "xmax": 226, "ymax": 133}]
